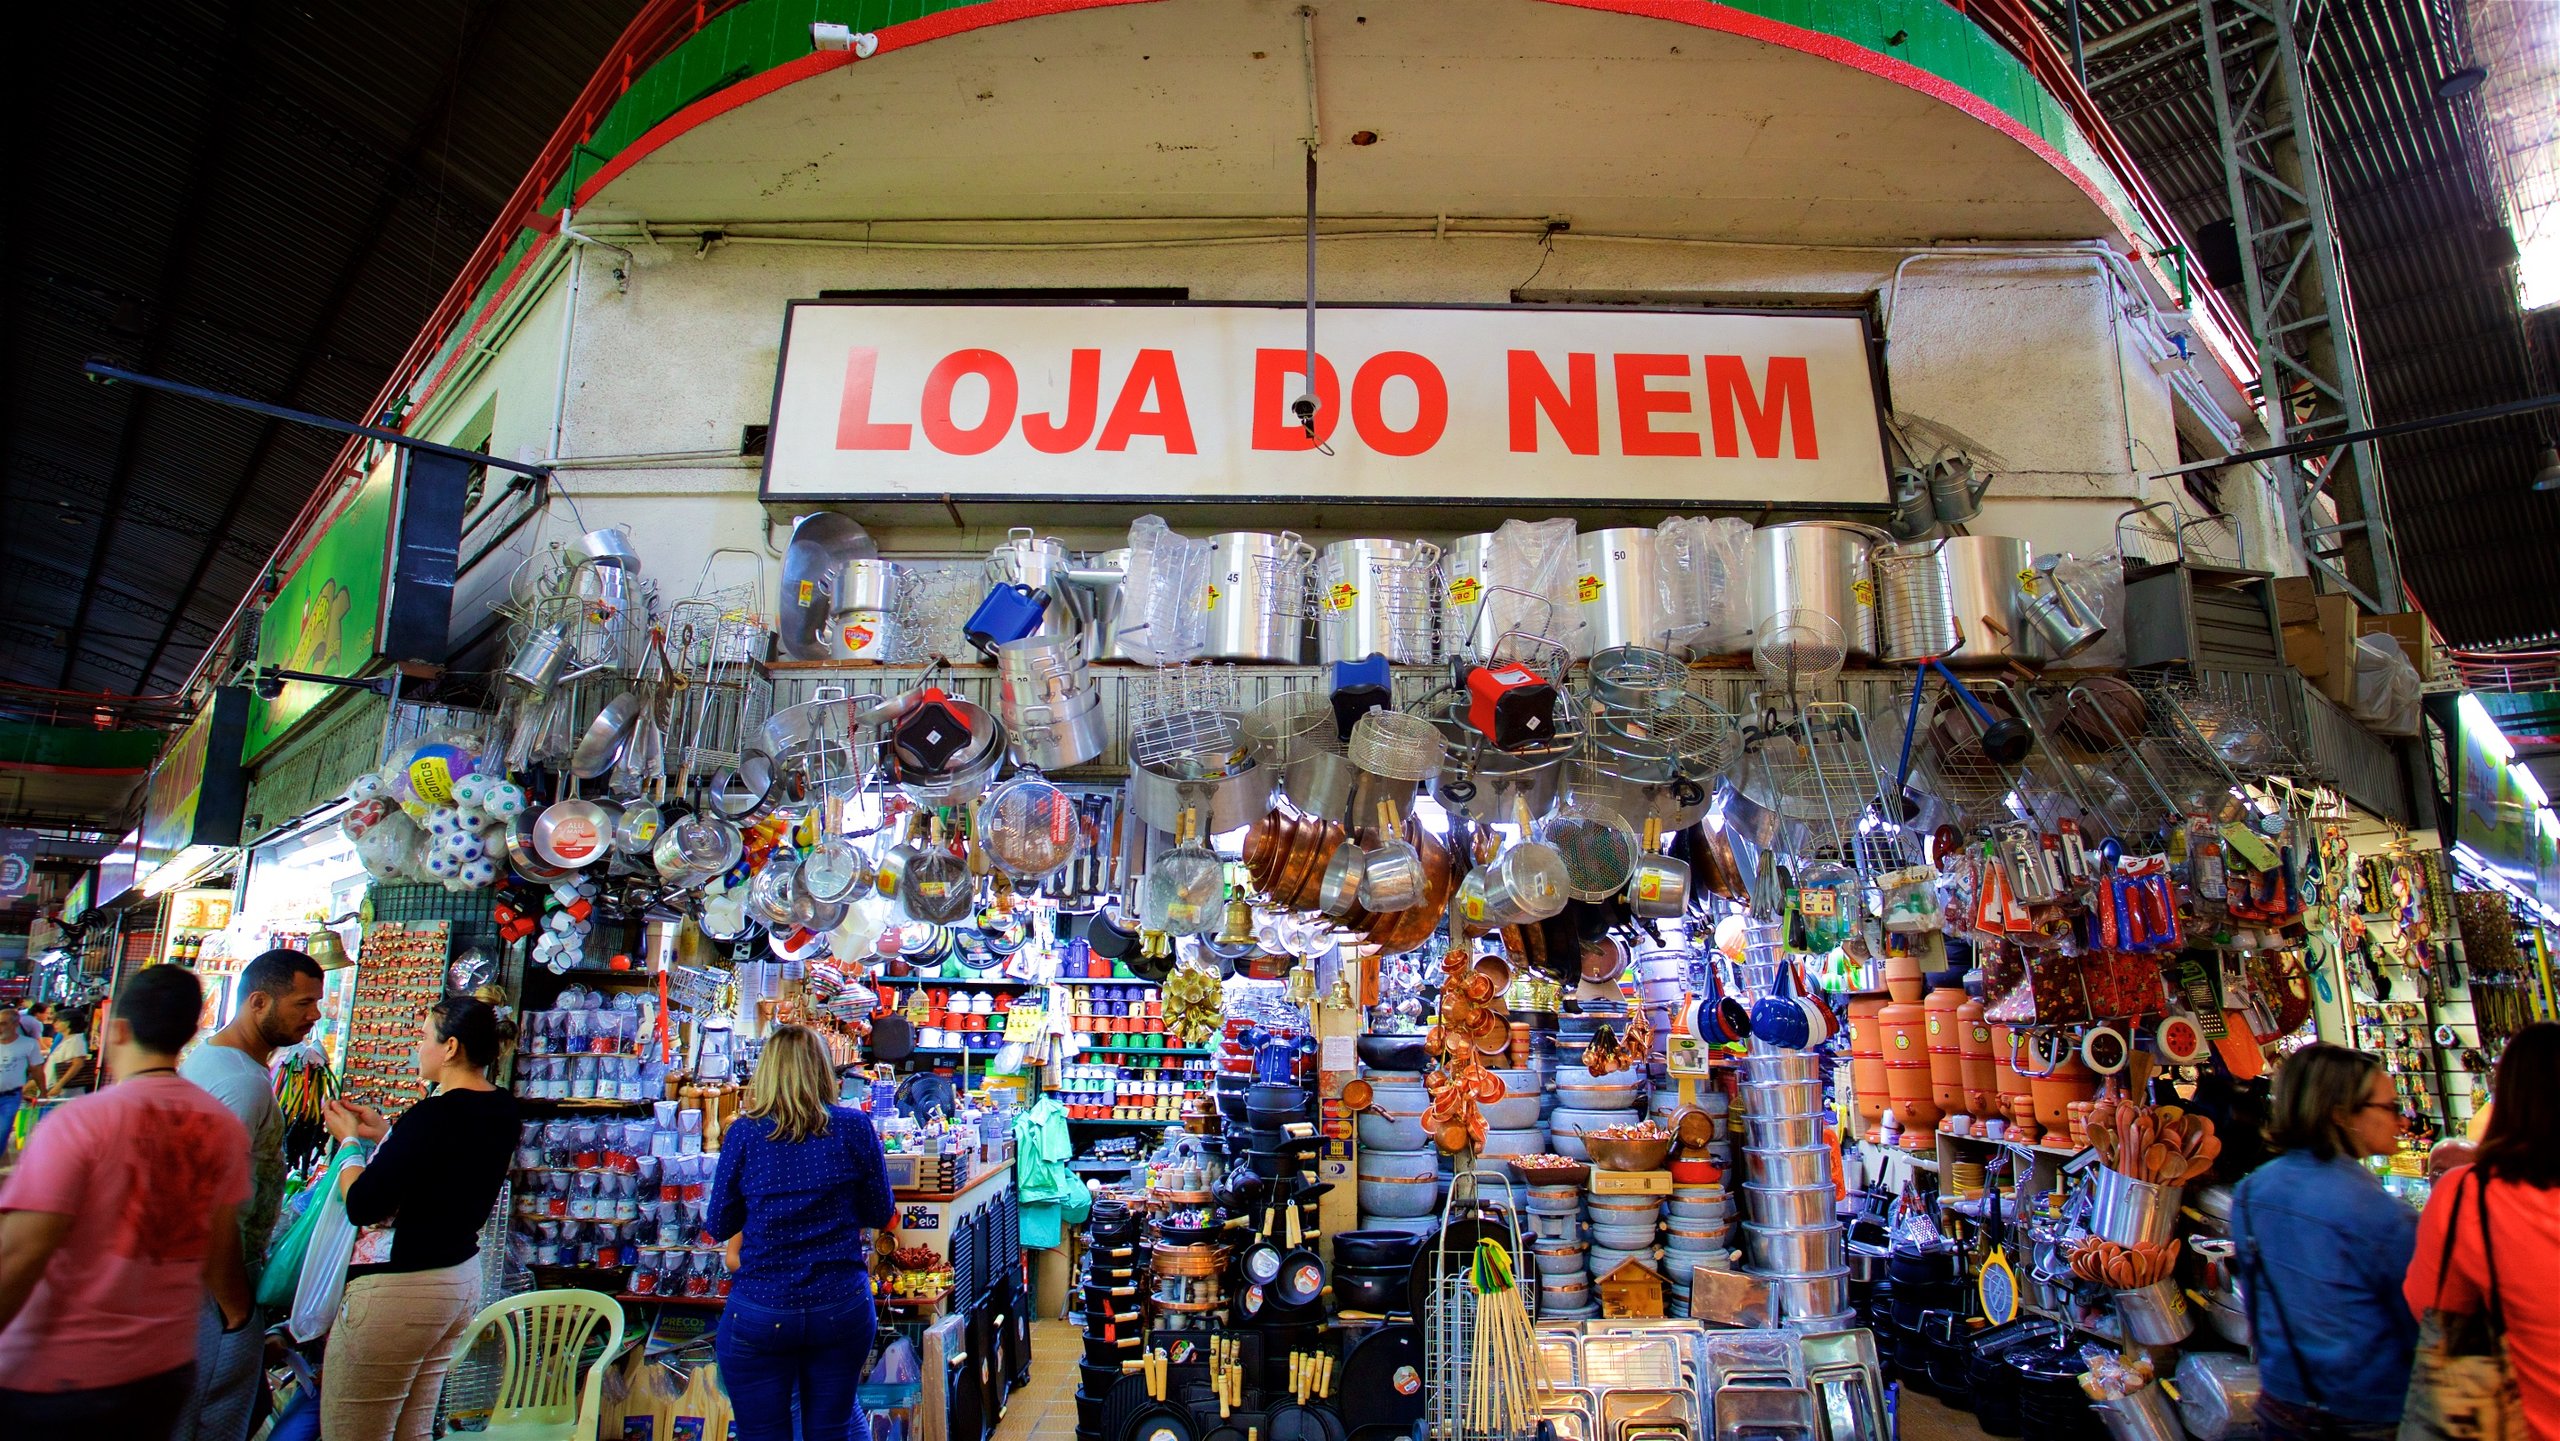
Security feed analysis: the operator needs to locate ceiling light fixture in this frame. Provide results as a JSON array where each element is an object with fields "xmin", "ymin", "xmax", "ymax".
[
  {"xmin": 2435, "ymin": 64, "xmax": 2488, "ymax": 100},
  {"xmin": 2533, "ymin": 446, "xmax": 2560, "ymax": 491},
  {"xmin": 812, "ymin": 23, "xmax": 878, "ymax": 57}
]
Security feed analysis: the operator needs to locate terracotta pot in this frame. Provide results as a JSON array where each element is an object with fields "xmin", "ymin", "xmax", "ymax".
[
  {"xmin": 1880, "ymin": 998, "xmax": 1937, "ymax": 1132},
  {"xmin": 1884, "ymin": 949, "xmax": 1925, "ymax": 1004},
  {"xmin": 2029, "ymin": 1051, "xmax": 2097, "ymax": 1133},
  {"xmin": 1957, "ymin": 997, "xmax": 1997, "ymax": 1116},
  {"xmin": 1846, "ymin": 997, "xmax": 1889, "ymax": 1134},
  {"xmin": 1924, "ymin": 983, "xmax": 1967, "ymax": 1115},
  {"xmin": 1990, "ymin": 1023, "xmax": 2029, "ymax": 1113}
]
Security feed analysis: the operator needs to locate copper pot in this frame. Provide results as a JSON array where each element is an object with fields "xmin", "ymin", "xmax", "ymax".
[{"xmin": 1360, "ymin": 818, "xmax": 1453, "ymax": 955}]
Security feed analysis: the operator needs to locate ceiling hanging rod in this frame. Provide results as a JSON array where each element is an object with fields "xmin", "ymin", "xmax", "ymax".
[{"xmin": 2146, "ymin": 389, "xmax": 2560, "ymax": 479}]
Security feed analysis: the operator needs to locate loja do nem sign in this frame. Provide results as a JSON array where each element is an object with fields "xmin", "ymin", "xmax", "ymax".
[{"xmin": 761, "ymin": 302, "xmax": 1888, "ymax": 506}]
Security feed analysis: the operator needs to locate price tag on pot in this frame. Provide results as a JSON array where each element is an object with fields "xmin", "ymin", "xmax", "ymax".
[
  {"xmin": 1326, "ymin": 581, "xmax": 1358, "ymax": 612},
  {"xmin": 1577, "ymin": 573, "xmax": 1604, "ymax": 602},
  {"xmin": 1448, "ymin": 576, "xmax": 1482, "ymax": 606}
]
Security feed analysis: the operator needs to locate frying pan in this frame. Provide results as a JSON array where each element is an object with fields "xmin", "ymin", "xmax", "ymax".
[
  {"xmin": 1271, "ymin": 1182, "xmax": 1335, "ymax": 1307},
  {"xmin": 1404, "ymin": 1191, "xmax": 1521, "ymax": 1317},
  {"xmin": 1336, "ymin": 1325, "xmax": 1426, "ymax": 1428},
  {"xmin": 1265, "ymin": 1404, "xmax": 1345, "ymax": 1441},
  {"xmin": 1242, "ymin": 1196, "xmax": 1285, "ymax": 1287}
]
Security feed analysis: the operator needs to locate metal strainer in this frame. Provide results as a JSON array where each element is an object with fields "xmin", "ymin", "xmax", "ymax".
[
  {"xmin": 1346, "ymin": 709, "xmax": 1447, "ymax": 782},
  {"xmin": 1537, "ymin": 796, "xmax": 1638, "ymax": 902},
  {"xmin": 1753, "ymin": 608, "xmax": 1847, "ymax": 707},
  {"xmin": 900, "ymin": 817, "xmax": 975, "ymax": 923},
  {"xmin": 980, "ymin": 769, "xmax": 1079, "ymax": 880}
]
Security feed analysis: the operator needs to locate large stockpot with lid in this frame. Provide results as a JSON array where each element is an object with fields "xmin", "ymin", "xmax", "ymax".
[
  {"xmin": 1746, "ymin": 521, "xmax": 1884, "ymax": 658},
  {"xmin": 986, "ymin": 528, "xmax": 1081, "ymax": 647},
  {"xmin": 1203, "ymin": 532, "xmax": 1312, "ymax": 663},
  {"xmin": 1573, "ymin": 528, "xmax": 1661, "ymax": 657},
  {"xmin": 1315, "ymin": 538, "xmax": 1440, "ymax": 664}
]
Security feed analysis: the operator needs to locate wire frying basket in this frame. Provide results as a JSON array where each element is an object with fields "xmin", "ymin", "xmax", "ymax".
[
  {"xmin": 668, "ymin": 549, "xmax": 774, "ymax": 788},
  {"xmin": 1537, "ymin": 795, "xmax": 1639, "ymax": 902},
  {"xmin": 1738, "ymin": 699, "xmax": 1896, "ymax": 880},
  {"xmin": 1126, "ymin": 664, "xmax": 1246, "ymax": 778}
]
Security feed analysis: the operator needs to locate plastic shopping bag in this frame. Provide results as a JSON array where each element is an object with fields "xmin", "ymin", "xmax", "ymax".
[
  {"xmin": 287, "ymin": 1167, "xmax": 359, "ymax": 1342},
  {"xmin": 257, "ymin": 1150, "xmax": 358, "ymax": 1309}
]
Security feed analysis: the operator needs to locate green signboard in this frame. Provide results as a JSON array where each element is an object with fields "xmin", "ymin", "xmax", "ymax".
[
  {"xmin": 244, "ymin": 451, "xmax": 397, "ymax": 761},
  {"xmin": 2453, "ymin": 699, "xmax": 2560, "ymax": 905}
]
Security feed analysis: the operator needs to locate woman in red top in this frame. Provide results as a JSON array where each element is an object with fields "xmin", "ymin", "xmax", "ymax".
[{"xmin": 2404, "ymin": 1022, "xmax": 2560, "ymax": 1437}]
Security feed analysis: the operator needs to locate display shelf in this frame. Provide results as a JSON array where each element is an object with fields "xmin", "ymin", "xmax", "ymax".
[
  {"xmin": 873, "ymin": 975, "xmax": 1031, "ymax": 986},
  {"xmin": 1052, "ymin": 975, "xmax": 1161, "ymax": 985},
  {"xmin": 1068, "ymin": 1115, "xmax": 1185, "ymax": 1127},
  {"xmin": 1072, "ymin": 1045, "xmax": 1211, "ymax": 1055},
  {"xmin": 620, "ymin": 1292, "xmax": 727, "ymax": 1308},
  {"xmin": 517, "ymin": 1096, "xmax": 656, "ymax": 1110}
]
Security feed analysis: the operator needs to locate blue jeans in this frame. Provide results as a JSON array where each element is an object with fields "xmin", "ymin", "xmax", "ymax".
[{"xmin": 715, "ymin": 1289, "xmax": 878, "ymax": 1441}]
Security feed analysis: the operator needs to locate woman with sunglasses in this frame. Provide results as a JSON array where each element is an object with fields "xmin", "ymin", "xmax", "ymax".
[{"xmin": 2229, "ymin": 1043, "xmax": 2418, "ymax": 1440}]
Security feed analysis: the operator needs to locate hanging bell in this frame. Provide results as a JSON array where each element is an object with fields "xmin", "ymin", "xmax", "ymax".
[{"xmin": 1217, "ymin": 893, "xmax": 1258, "ymax": 947}]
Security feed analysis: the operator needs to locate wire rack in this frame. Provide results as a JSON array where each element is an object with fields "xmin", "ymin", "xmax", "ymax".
[
  {"xmin": 2046, "ymin": 675, "xmax": 2245, "ymax": 846},
  {"xmin": 1126, "ymin": 664, "xmax": 1245, "ymax": 777},
  {"xmin": 1584, "ymin": 688, "xmax": 1740, "ymax": 787},
  {"xmin": 1424, "ymin": 1172, "xmax": 1541, "ymax": 1441},
  {"xmin": 1886, "ymin": 675, "xmax": 2042, "ymax": 829},
  {"xmin": 1737, "ymin": 699, "xmax": 1899, "ymax": 879}
]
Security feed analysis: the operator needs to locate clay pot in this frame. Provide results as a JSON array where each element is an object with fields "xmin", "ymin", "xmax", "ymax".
[
  {"xmin": 1924, "ymin": 983, "xmax": 1967, "ymax": 1115},
  {"xmin": 1879, "ymin": 998, "xmax": 1937, "ymax": 1134},
  {"xmin": 1957, "ymin": 997, "xmax": 1997, "ymax": 1117}
]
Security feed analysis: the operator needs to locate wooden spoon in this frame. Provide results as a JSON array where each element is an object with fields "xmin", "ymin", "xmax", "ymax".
[{"xmin": 2143, "ymin": 1142, "xmax": 2174, "ymax": 1183}]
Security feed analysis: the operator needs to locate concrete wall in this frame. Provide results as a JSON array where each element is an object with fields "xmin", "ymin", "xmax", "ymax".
[{"xmin": 435, "ymin": 225, "xmax": 2265, "ymax": 630}]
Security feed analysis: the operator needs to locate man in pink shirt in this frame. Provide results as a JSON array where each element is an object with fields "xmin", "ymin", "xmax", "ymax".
[{"xmin": 0, "ymin": 966, "xmax": 252, "ymax": 1438}]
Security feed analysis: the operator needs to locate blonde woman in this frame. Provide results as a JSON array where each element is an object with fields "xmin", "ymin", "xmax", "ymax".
[
  {"xmin": 709, "ymin": 1024, "xmax": 895, "ymax": 1441},
  {"xmin": 2229, "ymin": 1043, "xmax": 2418, "ymax": 1441}
]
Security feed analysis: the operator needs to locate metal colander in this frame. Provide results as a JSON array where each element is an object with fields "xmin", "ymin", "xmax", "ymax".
[
  {"xmin": 981, "ymin": 772, "xmax": 1079, "ymax": 880},
  {"xmin": 1241, "ymin": 688, "xmax": 1342, "ymax": 766},
  {"xmin": 1346, "ymin": 709, "xmax": 1447, "ymax": 782},
  {"xmin": 1538, "ymin": 799, "xmax": 1638, "ymax": 901},
  {"xmin": 1753, "ymin": 608, "xmax": 1847, "ymax": 702}
]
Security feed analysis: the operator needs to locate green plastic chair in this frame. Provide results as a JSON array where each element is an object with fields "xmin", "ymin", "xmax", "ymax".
[{"xmin": 449, "ymin": 1288, "xmax": 626, "ymax": 1440}]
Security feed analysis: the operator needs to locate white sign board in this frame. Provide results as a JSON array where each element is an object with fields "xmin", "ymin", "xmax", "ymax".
[{"xmin": 761, "ymin": 302, "xmax": 1888, "ymax": 505}]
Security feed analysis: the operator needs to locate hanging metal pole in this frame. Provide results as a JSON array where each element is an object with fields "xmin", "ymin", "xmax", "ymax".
[{"xmin": 1296, "ymin": 6, "xmax": 1322, "ymax": 439}]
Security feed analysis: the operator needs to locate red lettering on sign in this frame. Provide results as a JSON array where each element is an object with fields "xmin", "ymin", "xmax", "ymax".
[
  {"xmin": 1614, "ymin": 353, "xmax": 1700, "ymax": 457},
  {"xmin": 1705, "ymin": 355, "xmax": 1818, "ymax": 459},
  {"xmin": 918, "ymin": 348, "xmax": 1018, "ymax": 455},
  {"xmin": 1251, "ymin": 349, "xmax": 1341, "ymax": 451},
  {"xmin": 1507, "ymin": 351, "xmax": 1598, "ymax": 455},
  {"xmin": 1022, "ymin": 348, "xmax": 1102, "ymax": 454},
  {"xmin": 835, "ymin": 347, "xmax": 912, "ymax": 450},
  {"xmin": 1097, "ymin": 349, "xmax": 1196, "ymax": 452},
  {"xmin": 1351, "ymin": 351, "xmax": 1448, "ymax": 457}
]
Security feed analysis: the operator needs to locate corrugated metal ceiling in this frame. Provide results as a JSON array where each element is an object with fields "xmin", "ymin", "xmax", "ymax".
[
  {"xmin": 1, "ymin": 1, "xmax": 643, "ymax": 696},
  {"xmin": 2028, "ymin": 0, "xmax": 2560, "ymax": 648}
]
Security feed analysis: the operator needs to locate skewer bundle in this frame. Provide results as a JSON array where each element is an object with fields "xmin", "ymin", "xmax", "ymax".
[{"xmin": 1467, "ymin": 1238, "xmax": 1544, "ymax": 1434}]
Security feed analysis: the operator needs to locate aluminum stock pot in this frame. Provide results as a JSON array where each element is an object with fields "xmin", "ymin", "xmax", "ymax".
[
  {"xmin": 1573, "ymin": 527, "xmax": 1661, "ymax": 657},
  {"xmin": 1315, "ymin": 538, "xmax": 1439, "ymax": 664},
  {"xmin": 1063, "ymin": 549, "xmax": 1136, "ymax": 663},
  {"xmin": 1878, "ymin": 535, "xmax": 2038, "ymax": 663},
  {"xmin": 1445, "ymin": 532, "xmax": 1496, "ymax": 656},
  {"xmin": 1747, "ymin": 521, "xmax": 1885, "ymax": 658},
  {"xmin": 1203, "ymin": 532, "xmax": 1312, "ymax": 663}
]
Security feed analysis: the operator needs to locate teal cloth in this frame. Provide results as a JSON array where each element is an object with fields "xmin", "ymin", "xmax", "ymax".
[{"xmin": 1014, "ymin": 1096, "xmax": 1087, "ymax": 1249}]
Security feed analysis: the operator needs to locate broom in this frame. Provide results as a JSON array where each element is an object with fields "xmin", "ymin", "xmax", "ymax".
[{"xmin": 1467, "ymin": 1238, "xmax": 1543, "ymax": 1434}]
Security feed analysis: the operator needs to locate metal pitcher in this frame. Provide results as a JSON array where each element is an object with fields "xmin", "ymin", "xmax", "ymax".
[{"xmin": 2017, "ymin": 558, "xmax": 2106, "ymax": 661}]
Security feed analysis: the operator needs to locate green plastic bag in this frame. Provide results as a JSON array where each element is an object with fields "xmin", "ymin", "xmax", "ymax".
[{"xmin": 257, "ymin": 1150, "xmax": 358, "ymax": 1309}]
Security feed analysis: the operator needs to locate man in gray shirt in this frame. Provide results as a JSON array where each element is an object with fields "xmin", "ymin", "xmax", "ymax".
[{"xmin": 175, "ymin": 947, "xmax": 324, "ymax": 1441}]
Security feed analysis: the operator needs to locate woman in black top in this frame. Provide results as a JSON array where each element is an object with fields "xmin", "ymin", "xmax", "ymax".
[{"xmin": 317, "ymin": 996, "xmax": 518, "ymax": 1441}]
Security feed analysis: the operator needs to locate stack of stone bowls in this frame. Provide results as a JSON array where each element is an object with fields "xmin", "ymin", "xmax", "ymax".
[
  {"xmin": 1525, "ymin": 1179, "xmax": 1592, "ymax": 1317},
  {"xmin": 1355, "ymin": 1068, "xmax": 1439, "ymax": 1235},
  {"xmin": 1737, "ymin": 1048, "xmax": 1853, "ymax": 1330},
  {"xmin": 1549, "ymin": 1063, "xmax": 1642, "ymax": 1160}
]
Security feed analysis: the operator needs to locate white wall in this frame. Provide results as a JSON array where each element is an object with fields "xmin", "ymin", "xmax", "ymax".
[{"xmin": 440, "ymin": 224, "xmax": 2262, "ymax": 630}]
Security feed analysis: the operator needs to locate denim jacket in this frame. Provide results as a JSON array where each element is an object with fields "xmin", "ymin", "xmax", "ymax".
[{"xmin": 2229, "ymin": 1151, "xmax": 2420, "ymax": 1423}]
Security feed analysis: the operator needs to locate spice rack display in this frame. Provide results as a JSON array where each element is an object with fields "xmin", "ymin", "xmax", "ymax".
[{"xmin": 343, "ymin": 920, "xmax": 450, "ymax": 1112}]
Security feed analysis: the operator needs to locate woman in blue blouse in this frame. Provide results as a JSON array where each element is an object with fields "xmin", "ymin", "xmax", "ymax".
[{"xmin": 710, "ymin": 1024, "xmax": 896, "ymax": 1441}]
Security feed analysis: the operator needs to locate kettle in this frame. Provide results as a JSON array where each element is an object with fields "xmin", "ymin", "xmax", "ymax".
[{"xmin": 1887, "ymin": 468, "xmax": 1940, "ymax": 540}]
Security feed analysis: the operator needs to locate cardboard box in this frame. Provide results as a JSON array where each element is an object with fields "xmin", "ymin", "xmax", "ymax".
[
  {"xmin": 2360, "ymin": 612, "xmax": 2436, "ymax": 682},
  {"xmin": 1590, "ymin": 1169, "xmax": 1675, "ymax": 1195},
  {"xmin": 2281, "ymin": 593, "xmax": 2357, "ymax": 705},
  {"xmin": 2271, "ymin": 576, "xmax": 2324, "ymax": 627}
]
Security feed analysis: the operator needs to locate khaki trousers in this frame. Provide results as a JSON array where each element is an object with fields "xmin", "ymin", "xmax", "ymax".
[{"xmin": 319, "ymin": 1261, "xmax": 480, "ymax": 1441}]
